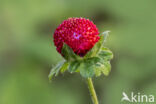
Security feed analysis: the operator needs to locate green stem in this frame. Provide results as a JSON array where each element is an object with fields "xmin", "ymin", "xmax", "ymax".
[{"xmin": 87, "ymin": 78, "xmax": 99, "ymax": 104}]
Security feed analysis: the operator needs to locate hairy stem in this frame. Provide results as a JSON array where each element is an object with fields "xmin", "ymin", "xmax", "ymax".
[{"xmin": 87, "ymin": 78, "xmax": 99, "ymax": 104}]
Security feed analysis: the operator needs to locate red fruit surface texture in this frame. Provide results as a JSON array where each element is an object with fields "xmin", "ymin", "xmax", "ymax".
[{"xmin": 53, "ymin": 17, "xmax": 100, "ymax": 57}]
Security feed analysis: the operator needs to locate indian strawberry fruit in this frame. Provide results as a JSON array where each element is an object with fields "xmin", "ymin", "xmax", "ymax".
[{"xmin": 53, "ymin": 17, "xmax": 100, "ymax": 57}]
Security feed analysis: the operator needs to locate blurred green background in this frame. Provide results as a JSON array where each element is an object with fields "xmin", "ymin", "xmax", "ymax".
[{"xmin": 0, "ymin": 0, "xmax": 156, "ymax": 104}]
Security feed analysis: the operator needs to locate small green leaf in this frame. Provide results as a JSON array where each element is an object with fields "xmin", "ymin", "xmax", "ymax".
[
  {"xmin": 84, "ymin": 42, "xmax": 100, "ymax": 58},
  {"xmin": 48, "ymin": 61, "xmax": 65, "ymax": 80},
  {"xmin": 101, "ymin": 31, "xmax": 110, "ymax": 44},
  {"xmin": 79, "ymin": 58, "xmax": 100, "ymax": 78},
  {"xmin": 68, "ymin": 61, "xmax": 80, "ymax": 73},
  {"xmin": 79, "ymin": 63, "xmax": 95, "ymax": 78},
  {"xmin": 61, "ymin": 43, "xmax": 81, "ymax": 61},
  {"xmin": 95, "ymin": 60, "xmax": 111, "ymax": 76},
  {"xmin": 98, "ymin": 47, "xmax": 113, "ymax": 61},
  {"xmin": 95, "ymin": 67, "xmax": 102, "ymax": 77},
  {"xmin": 102, "ymin": 61, "xmax": 111, "ymax": 76},
  {"xmin": 84, "ymin": 57, "xmax": 101, "ymax": 64},
  {"xmin": 60, "ymin": 62, "xmax": 69, "ymax": 73},
  {"xmin": 96, "ymin": 31, "xmax": 110, "ymax": 54},
  {"xmin": 84, "ymin": 31, "xmax": 110, "ymax": 58}
]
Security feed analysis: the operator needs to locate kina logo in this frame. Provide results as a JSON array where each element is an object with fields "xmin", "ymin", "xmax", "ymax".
[{"xmin": 121, "ymin": 92, "xmax": 155, "ymax": 103}]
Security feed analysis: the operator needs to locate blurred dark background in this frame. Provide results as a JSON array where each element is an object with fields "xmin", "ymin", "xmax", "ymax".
[{"xmin": 0, "ymin": 0, "xmax": 156, "ymax": 104}]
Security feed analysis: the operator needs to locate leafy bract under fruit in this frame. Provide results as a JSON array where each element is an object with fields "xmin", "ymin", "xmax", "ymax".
[{"xmin": 49, "ymin": 31, "xmax": 113, "ymax": 80}]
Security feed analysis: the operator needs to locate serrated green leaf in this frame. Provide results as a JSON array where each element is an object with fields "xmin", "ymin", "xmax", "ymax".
[
  {"xmin": 101, "ymin": 31, "xmax": 110, "ymax": 44},
  {"xmin": 84, "ymin": 57, "xmax": 101, "ymax": 64},
  {"xmin": 61, "ymin": 43, "xmax": 82, "ymax": 61},
  {"xmin": 84, "ymin": 31, "xmax": 110, "ymax": 58},
  {"xmin": 98, "ymin": 47, "xmax": 113, "ymax": 61},
  {"xmin": 79, "ymin": 61, "xmax": 95, "ymax": 78},
  {"xmin": 103, "ymin": 61, "xmax": 111, "ymax": 75},
  {"xmin": 84, "ymin": 42, "xmax": 100, "ymax": 58},
  {"xmin": 60, "ymin": 62, "xmax": 69, "ymax": 73},
  {"xmin": 95, "ymin": 67, "xmax": 102, "ymax": 77},
  {"xmin": 95, "ymin": 60, "xmax": 111, "ymax": 76},
  {"xmin": 48, "ymin": 61, "xmax": 65, "ymax": 80},
  {"xmin": 68, "ymin": 61, "xmax": 80, "ymax": 73},
  {"xmin": 96, "ymin": 31, "xmax": 110, "ymax": 54}
]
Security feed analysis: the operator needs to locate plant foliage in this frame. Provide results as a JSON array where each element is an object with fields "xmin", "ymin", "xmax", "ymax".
[{"xmin": 49, "ymin": 31, "xmax": 113, "ymax": 80}]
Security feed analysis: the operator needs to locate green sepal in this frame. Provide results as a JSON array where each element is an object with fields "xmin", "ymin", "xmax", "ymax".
[
  {"xmin": 103, "ymin": 61, "xmax": 111, "ymax": 76},
  {"xmin": 98, "ymin": 47, "xmax": 113, "ymax": 61},
  {"xmin": 60, "ymin": 61, "xmax": 69, "ymax": 73},
  {"xmin": 48, "ymin": 60, "xmax": 69, "ymax": 81},
  {"xmin": 61, "ymin": 43, "xmax": 82, "ymax": 61},
  {"xmin": 79, "ymin": 57, "xmax": 100, "ymax": 78},
  {"xmin": 84, "ymin": 31, "xmax": 110, "ymax": 58},
  {"xmin": 68, "ymin": 61, "xmax": 80, "ymax": 73},
  {"xmin": 95, "ymin": 59, "xmax": 111, "ymax": 77},
  {"xmin": 48, "ymin": 61, "xmax": 65, "ymax": 80},
  {"xmin": 79, "ymin": 62, "xmax": 95, "ymax": 78}
]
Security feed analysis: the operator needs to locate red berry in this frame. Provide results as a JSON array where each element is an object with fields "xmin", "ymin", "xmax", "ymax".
[{"xmin": 53, "ymin": 17, "xmax": 100, "ymax": 57}]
